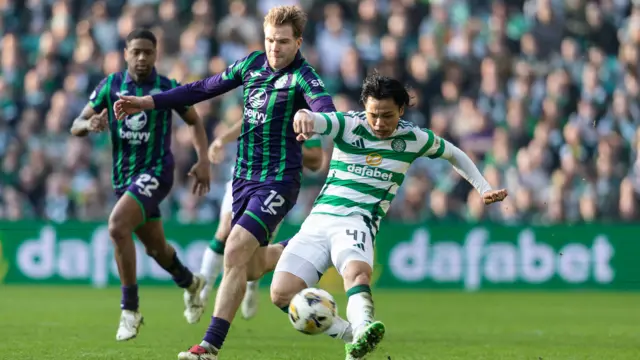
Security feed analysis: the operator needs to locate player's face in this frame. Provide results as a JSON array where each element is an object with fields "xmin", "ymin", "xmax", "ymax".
[
  {"xmin": 364, "ymin": 97, "xmax": 404, "ymax": 139},
  {"xmin": 125, "ymin": 39, "xmax": 156, "ymax": 79},
  {"xmin": 264, "ymin": 24, "xmax": 302, "ymax": 70}
]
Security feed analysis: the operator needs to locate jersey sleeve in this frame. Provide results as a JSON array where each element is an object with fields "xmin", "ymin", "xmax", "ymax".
[
  {"xmin": 88, "ymin": 75, "xmax": 113, "ymax": 113},
  {"xmin": 308, "ymin": 111, "xmax": 356, "ymax": 141},
  {"xmin": 302, "ymin": 134, "xmax": 322, "ymax": 149},
  {"xmin": 169, "ymin": 79, "xmax": 189, "ymax": 115},
  {"xmin": 416, "ymin": 128, "xmax": 446, "ymax": 159},
  {"xmin": 151, "ymin": 51, "xmax": 261, "ymax": 110},
  {"xmin": 297, "ymin": 66, "xmax": 336, "ymax": 112}
]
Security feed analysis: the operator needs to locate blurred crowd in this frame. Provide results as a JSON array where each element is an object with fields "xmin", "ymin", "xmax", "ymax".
[{"xmin": 1, "ymin": 0, "xmax": 639, "ymax": 225}]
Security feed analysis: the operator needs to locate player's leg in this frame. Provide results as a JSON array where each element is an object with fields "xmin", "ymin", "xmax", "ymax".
[
  {"xmin": 200, "ymin": 180, "xmax": 234, "ymax": 303},
  {"xmin": 240, "ymin": 222, "xmax": 288, "ymax": 319},
  {"xmin": 270, "ymin": 219, "xmax": 354, "ymax": 343},
  {"xmin": 134, "ymin": 217, "xmax": 205, "ymax": 324},
  {"xmin": 178, "ymin": 181, "xmax": 297, "ymax": 360},
  {"xmin": 329, "ymin": 216, "xmax": 384, "ymax": 359},
  {"xmin": 108, "ymin": 192, "xmax": 145, "ymax": 341}
]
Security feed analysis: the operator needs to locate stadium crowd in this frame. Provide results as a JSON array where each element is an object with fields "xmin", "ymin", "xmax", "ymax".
[{"xmin": 0, "ymin": 0, "xmax": 638, "ymax": 225}]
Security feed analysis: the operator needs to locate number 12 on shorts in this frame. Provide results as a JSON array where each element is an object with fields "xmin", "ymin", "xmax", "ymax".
[
  {"xmin": 347, "ymin": 229, "xmax": 366, "ymax": 251},
  {"xmin": 261, "ymin": 190, "xmax": 285, "ymax": 215}
]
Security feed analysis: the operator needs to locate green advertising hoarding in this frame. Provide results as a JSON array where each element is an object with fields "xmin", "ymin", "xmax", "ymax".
[{"xmin": 0, "ymin": 221, "xmax": 637, "ymax": 290}]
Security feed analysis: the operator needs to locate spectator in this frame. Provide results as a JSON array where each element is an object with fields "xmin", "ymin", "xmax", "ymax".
[{"xmin": 1, "ymin": 0, "xmax": 639, "ymax": 225}]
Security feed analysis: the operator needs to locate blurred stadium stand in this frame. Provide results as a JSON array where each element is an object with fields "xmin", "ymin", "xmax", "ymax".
[{"xmin": 0, "ymin": 0, "xmax": 638, "ymax": 225}]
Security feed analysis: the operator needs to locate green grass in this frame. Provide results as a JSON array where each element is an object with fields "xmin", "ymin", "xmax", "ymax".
[{"xmin": 1, "ymin": 286, "xmax": 639, "ymax": 359}]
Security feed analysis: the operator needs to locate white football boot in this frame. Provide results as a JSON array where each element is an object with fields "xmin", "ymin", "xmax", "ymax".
[
  {"xmin": 183, "ymin": 274, "xmax": 206, "ymax": 324},
  {"xmin": 199, "ymin": 248, "xmax": 224, "ymax": 308},
  {"xmin": 116, "ymin": 310, "xmax": 143, "ymax": 341},
  {"xmin": 240, "ymin": 280, "xmax": 259, "ymax": 319}
]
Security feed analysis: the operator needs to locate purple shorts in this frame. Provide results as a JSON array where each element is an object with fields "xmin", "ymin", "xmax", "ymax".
[
  {"xmin": 115, "ymin": 170, "xmax": 173, "ymax": 221},
  {"xmin": 231, "ymin": 178, "xmax": 300, "ymax": 246}
]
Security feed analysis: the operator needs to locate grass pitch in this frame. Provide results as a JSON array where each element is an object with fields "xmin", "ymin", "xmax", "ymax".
[{"xmin": 1, "ymin": 286, "xmax": 638, "ymax": 359}]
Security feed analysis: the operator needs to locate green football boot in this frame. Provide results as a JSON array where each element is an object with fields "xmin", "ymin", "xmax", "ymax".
[{"xmin": 344, "ymin": 321, "xmax": 386, "ymax": 359}]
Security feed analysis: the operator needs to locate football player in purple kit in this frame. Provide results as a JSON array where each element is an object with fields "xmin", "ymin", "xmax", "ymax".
[
  {"xmin": 199, "ymin": 117, "xmax": 324, "ymax": 319},
  {"xmin": 113, "ymin": 6, "xmax": 336, "ymax": 360},
  {"xmin": 70, "ymin": 29, "xmax": 211, "ymax": 341}
]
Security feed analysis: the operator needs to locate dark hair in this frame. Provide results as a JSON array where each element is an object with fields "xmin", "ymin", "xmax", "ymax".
[
  {"xmin": 126, "ymin": 28, "xmax": 157, "ymax": 47},
  {"xmin": 360, "ymin": 71, "xmax": 411, "ymax": 108}
]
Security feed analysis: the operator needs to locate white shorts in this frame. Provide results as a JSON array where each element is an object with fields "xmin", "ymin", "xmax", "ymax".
[
  {"xmin": 219, "ymin": 179, "xmax": 233, "ymax": 216},
  {"xmin": 274, "ymin": 213, "xmax": 375, "ymax": 287}
]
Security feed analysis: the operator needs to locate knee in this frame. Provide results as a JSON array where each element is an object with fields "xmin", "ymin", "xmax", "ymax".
[
  {"xmin": 108, "ymin": 216, "xmax": 130, "ymax": 244},
  {"xmin": 223, "ymin": 237, "xmax": 254, "ymax": 269},
  {"xmin": 270, "ymin": 285, "xmax": 294, "ymax": 309},
  {"xmin": 342, "ymin": 261, "xmax": 372, "ymax": 287}
]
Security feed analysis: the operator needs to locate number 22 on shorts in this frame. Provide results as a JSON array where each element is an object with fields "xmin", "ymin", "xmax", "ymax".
[
  {"xmin": 261, "ymin": 190, "xmax": 285, "ymax": 215},
  {"xmin": 135, "ymin": 174, "xmax": 159, "ymax": 197}
]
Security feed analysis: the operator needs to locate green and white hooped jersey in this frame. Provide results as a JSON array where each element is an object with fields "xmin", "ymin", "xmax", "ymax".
[{"xmin": 310, "ymin": 111, "xmax": 445, "ymax": 227}]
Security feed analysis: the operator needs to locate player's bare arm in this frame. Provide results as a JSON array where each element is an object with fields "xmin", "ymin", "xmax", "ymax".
[
  {"xmin": 70, "ymin": 104, "xmax": 108, "ymax": 136},
  {"xmin": 208, "ymin": 120, "xmax": 243, "ymax": 164},
  {"xmin": 181, "ymin": 106, "xmax": 211, "ymax": 196},
  {"xmin": 301, "ymin": 145, "xmax": 323, "ymax": 171}
]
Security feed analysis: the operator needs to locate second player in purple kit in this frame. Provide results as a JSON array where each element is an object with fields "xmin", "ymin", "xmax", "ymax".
[
  {"xmin": 71, "ymin": 29, "xmax": 211, "ymax": 343},
  {"xmin": 113, "ymin": 5, "xmax": 336, "ymax": 360}
]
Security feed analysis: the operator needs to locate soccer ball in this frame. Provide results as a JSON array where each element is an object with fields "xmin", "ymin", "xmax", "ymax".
[{"xmin": 288, "ymin": 288, "xmax": 337, "ymax": 335}]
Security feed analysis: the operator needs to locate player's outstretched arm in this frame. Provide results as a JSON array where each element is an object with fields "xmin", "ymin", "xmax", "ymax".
[
  {"xmin": 421, "ymin": 132, "xmax": 507, "ymax": 204},
  {"xmin": 181, "ymin": 107, "xmax": 211, "ymax": 196},
  {"xmin": 114, "ymin": 52, "xmax": 260, "ymax": 119},
  {"xmin": 72, "ymin": 76, "xmax": 112, "ymax": 136},
  {"xmin": 208, "ymin": 118, "xmax": 243, "ymax": 164},
  {"xmin": 292, "ymin": 110, "xmax": 352, "ymax": 141},
  {"xmin": 70, "ymin": 105, "xmax": 108, "ymax": 136}
]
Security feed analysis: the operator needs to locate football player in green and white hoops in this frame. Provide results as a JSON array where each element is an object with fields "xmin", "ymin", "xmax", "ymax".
[{"xmin": 270, "ymin": 72, "xmax": 508, "ymax": 360}]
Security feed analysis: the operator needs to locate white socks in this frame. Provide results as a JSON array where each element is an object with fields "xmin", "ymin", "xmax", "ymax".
[
  {"xmin": 346, "ymin": 289, "xmax": 374, "ymax": 338},
  {"xmin": 200, "ymin": 247, "xmax": 224, "ymax": 287},
  {"xmin": 324, "ymin": 315, "xmax": 354, "ymax": 343}
]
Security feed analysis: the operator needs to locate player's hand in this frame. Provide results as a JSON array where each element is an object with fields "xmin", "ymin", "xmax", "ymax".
[
  {"xmin": 483, "ymin": 189, "xmax": 508, "ymax": 204},
  {"xmin": 207, "ymin": 139, "xmax": 225, "ymax": 164},
  {"xmin": 87, "ymin": 109, "xmax": 108, "ymax": 132},
  {"xmin": 188, "ymin": 160, "xmax": 211, "ymax": 196},
  {"xmin": 113, "ymin": 95, "xmax": 152, "ymax": 120},
  {"xmin": 293, "ymin": 110, "xmax": 314, "ymax": 141}
]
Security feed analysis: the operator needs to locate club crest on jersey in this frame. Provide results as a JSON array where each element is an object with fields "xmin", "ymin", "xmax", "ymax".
[
  {"xmin": 365, "ymin": 153, "xmax": 383, "ymax": 167},
  {"xmin": 126, "ymin": 112, "xmax": 148, "ymax": 131},
  {"xmin": 120, "ymin": 112, "xmax": 151, "ymax": 145},
  {"xmin": 274, "ymin": 75, "xmax": 289, "ymax": 89},
  {"xmin": 391, "ymin": 138, "xmax": 406, "ymax": 153},
  {"xmin": 248, "ymin": 88, "xmax": 267, "ymax": 108}
]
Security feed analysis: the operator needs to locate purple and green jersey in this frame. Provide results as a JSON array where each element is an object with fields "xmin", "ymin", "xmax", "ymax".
[
  {"xmin": 89, "ymin": 69, "xmax": 188, "ymax": 193},
  {"xmin": 151, "ymin": 51, "xmax": 335, "ymax": 184}
]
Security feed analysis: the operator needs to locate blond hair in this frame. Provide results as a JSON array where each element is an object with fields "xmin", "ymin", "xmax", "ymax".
[{"xmin": 263, "ymin": 5, "xmax": 308, "ymax": 38}]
